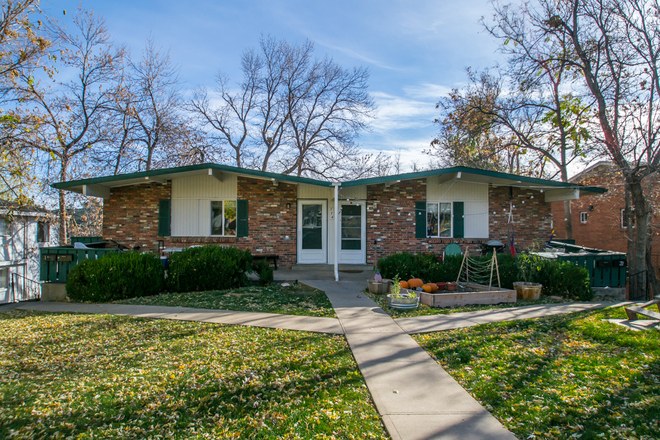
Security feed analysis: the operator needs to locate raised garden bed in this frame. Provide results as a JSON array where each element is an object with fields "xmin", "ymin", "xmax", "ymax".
[{"xmin": 418, "ymin": 282, "xmax": 516, "ymax": 308}]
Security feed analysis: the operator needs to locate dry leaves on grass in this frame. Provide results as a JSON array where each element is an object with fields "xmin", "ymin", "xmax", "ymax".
[{"xmin": 0, "ymin": 310, "xmax": 385, "ymax": 439}]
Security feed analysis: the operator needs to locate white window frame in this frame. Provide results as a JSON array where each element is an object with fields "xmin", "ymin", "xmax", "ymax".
[
  {"xmin": 37, "ymin": 222, "xmax": 49, "ymax": 243},
  {"xmin": 579, "ymin": 212, "xmax": 588, "ymax": 223},
  {"xmin": 210, "ymin": 200, "xmax": 237, "ymax": 237},
  {"xmin": 621, "ymin": 208, "xmax": 635, "ymax": 229},
  {"xmin": 426, "ymin": 202, "xmax": 453, "ymax": 238}
]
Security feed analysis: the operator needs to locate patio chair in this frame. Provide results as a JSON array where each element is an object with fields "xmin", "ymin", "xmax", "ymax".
[{"xmin": 443, "ymin": 243, "xmax": 462, "ymax": 259}]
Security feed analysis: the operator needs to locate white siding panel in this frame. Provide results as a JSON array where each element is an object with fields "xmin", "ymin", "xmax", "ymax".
[
  {"xmin": 198, "ymin": 201, "xmax": 211, "ymax": 235},
  {"xmin": 298, "ymin": 184, "xmax": 332, "ymax": 199},
  {"xmin": 339, "ymin": 185, "xmax": 367, "ymax": 200},
  {"xmin": 172, "ymin": 174, "xmax": 237, "ymax": 199},
  {"xmin": 464, "ymin": 201, "xmax": 489, "ymax": 238},
  {"xmin": 171, "ymin": 199, "xmax": 200, "ymax": 236},
  {"xmin": 427, "ymin": 177, "xmax": 487, "ymax": 201}
]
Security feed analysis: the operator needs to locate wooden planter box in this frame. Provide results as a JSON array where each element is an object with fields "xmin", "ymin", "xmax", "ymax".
[{"xmin": 420, "ymin": 283, "xmax": 516, "ymax": 308}]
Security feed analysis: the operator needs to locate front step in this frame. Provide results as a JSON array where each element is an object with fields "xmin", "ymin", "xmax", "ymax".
[{"xmin": 289, "ymin": 264, "xmax": 373, "ymax": 272}]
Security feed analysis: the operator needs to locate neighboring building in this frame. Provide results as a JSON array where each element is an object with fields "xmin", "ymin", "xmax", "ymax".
[
  {"xmin": 52, "ymin": 164, "xmax": 605, "ymax": 270},
  {"xmin": 0, "ymin": 200, "xmax": 58, "ymax": 303},
  {"xmin": 551, "ymin": 162, "xmax": 660, "ymax": 258}
]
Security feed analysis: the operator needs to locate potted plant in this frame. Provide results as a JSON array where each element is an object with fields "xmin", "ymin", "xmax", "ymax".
[
  {"xmin": 446, "ymin": 282, "xmax": 457, "ymax": 291},
  {"xmin": 387, "ymin": 275, "xmax": 419, "ymax": 309},
  {"xmin": 514, "ymin": 254, "xmax": 543, "ymax": 300}
]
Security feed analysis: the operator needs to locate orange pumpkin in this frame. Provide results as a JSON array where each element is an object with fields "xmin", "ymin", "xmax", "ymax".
[
  {"xmin": 408, "ymin": 278, "xmax": 424, "ymax": 288},
  {"xmin": 422, "ymin": 283, "xmax": 438, "ymax": 293},
  {"xmin": 399, "ymin": 280, "xmax": 409, "ymax": 289}
]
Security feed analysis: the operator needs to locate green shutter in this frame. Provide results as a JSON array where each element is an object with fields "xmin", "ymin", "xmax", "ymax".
[
  {"xmin": 415, "ymin": 201, "xmax": 426, "ymax": 239},
  {"xmin": 453, "ymin": 201, "xmax": 464, "ymax": 238},
  {"xmin": 158, "ymin": 199, "xmax": 171, "ymax": 237},
  {"xmin": 237, "ymin": 200, "xmax": 248, "ymax": 237}
]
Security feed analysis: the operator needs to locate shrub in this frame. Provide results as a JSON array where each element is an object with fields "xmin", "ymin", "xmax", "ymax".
[
  {"xmin": 253, "ymin": 259, "xmax": 274, "ymax": 285},
  {"xmin": 167, "ymin": 245, "xmax": 252, "ymax": 293},
  {"xmin": 377, "ymin": 252, "xmax": 439, "ymax": 281},
  {"xmin": 533, "ymin": 259, "xmax": 593, "ymax": 300},
  {"xmin": 66, "ymin": 251, "xmax": 165, "ymax": 302}
]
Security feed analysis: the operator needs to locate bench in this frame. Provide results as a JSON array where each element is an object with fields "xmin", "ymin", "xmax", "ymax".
[
  {"xmin": 252, "ymin": 254, "xmax": 279, "ymax": 270},
  {"xmin": 625, "ymin": 299, "xmax": 660, "ymax": 321}
]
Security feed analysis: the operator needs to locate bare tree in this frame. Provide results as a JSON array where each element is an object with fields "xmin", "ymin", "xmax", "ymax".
[
  {"xmin": 487, "ymin": 0, "xmax": 660, "ymax": 296},
  {"xmin": 16, "ymin": 8, "xmax": 123, "ymax": 244},
  {"xmin": 190, "ymin": 36, "xmax": 375, "ymax": 178}
]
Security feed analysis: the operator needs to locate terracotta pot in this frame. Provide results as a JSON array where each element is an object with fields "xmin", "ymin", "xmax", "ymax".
[
  {"xmin": 513, "ymin": 282, "xmax": 542, "ymax": 300},
  {"xmin": 446, "ymin": 282, "xmax": 457, "ymax": 291},
  {"xmin": 435, "ymin": 282, "xmax": 446, "ymax": 291}
]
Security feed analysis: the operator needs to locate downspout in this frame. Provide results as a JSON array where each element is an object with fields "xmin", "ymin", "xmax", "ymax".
[{"xmin": 333, "ymin": 182, "xmax": 340, "ymax": 282}]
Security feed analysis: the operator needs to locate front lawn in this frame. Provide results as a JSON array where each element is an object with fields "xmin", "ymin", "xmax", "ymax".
[
  {"xmin": 365, "ymin": 290, "xmax": 565, "ymax": 318},
  {"xmin": 413, "ymin": 307, "xmax": 660, "ymax": 439},
  {"xmin": 116, "ymin": 283, "xmax": 335, "ymax": 317},
  {"xmin": 0, "ymin": 310, "xmax": 386, "ymax": 439}
]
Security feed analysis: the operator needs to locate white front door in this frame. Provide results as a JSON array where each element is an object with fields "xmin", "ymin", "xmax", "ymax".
[
  {"xmin": 297, "ymin": 200, "xmax": 327, "ymax": 264},
  {"xmin": 339, "ymin": 202, "xmax": 366, "ymax": 264}
]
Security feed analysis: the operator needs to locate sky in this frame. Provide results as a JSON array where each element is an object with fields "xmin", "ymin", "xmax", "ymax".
[{"xmin": 40, "ymin": 0, "xmax": 505, "ymax": 172}]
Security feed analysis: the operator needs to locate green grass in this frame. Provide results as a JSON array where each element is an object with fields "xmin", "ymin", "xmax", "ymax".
[
  {"xmin": 413, "ymin": 307, "xmax": 660, "ymax": 439},
  {"xmin": 0, "ymin": 310, "xmax": 387, "ymax": 439},
  {"xmin": 116, "ymin": 283, "xmax": 335, "ymax": 318},
  {"xmin": 365, "ymin": 290, "xmax": 566, "ymax": 318}
]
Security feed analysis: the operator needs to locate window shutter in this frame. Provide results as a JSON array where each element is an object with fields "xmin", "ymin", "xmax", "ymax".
[
  {"xmin": 158, "ymin": 199, "xmax": 171, "ymax": 237},
  {"xmin": 237, "ymin": 200, "xmax": 248, "ymax": 237},
  {"xmin": 415, "ymin": 201, "xmax": 426, "ymax": 239},
  {"xmin": 453, "ymin": 201, "xmax": 464, "ymax": 238}
]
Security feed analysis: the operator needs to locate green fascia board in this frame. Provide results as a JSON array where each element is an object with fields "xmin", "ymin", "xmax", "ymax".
[
  {"xmin": 51, "ymin": 163, "xmax": 334, "ymax": 190},
  {"xmin": 340, "ymin": 166, "xmax": 607, "ymax": 194}
]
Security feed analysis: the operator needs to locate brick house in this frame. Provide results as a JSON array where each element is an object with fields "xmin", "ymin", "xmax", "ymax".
[
  {"xmin": 551, "ymin": 161, "xmax": 660, "ymax": 260},
  {"xmin": 53, "ymin": 164, "xmax": 605, "ymax": 272}
]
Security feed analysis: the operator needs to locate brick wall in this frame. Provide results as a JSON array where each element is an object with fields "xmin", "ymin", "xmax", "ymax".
[
  {"xmin": 102, "ymin": 177, "xmax": 298, "ymax": 267},
  {"xmin": 489, "ymin": 186, "xmax": 553, "ymax": 251},
  {"xmin": 551, "ymin": 164, "xmax": 660, "ymax": 255},
  {"xmin": 365, "ymin": 181, "xmax": 552, "ymax": 263},
  {"xmin": 102, "ymin": 177, "xmax": 556, "ymax": 268},
  {"xmin": 235, "ymin": 176, "xmax": 297, "ymax": 267},
  {"xmin": 102, "ymin": 182, "xmax": 171, "ymax": 250}
]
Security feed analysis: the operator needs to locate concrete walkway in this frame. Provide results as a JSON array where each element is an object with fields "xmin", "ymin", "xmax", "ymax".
[
  {"xmin": 16, "ymin": 302, "xmax": 343, "ymax": 334},
  {"xmin": 303, "ymin": 279, "xmax": 516, "ymax": 440},
  {"xmin": 10, "ymin": 281, "xmax": 619, "ymax": 440},
  {"xmin": 398, "ymin": 302, "xmax": 617, "ymax": 334}
]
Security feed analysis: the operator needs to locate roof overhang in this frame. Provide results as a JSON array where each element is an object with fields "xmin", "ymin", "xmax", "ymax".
[
  {"xmin": 52, "ymin": 163, "xmax": 333, "ymax": 199},
  {"xmin": 341, "ymin": 166, "xmax": 607, "ymax": 195}
]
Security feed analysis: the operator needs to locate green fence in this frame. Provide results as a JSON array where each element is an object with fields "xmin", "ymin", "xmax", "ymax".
[
  {"xmin": 556, "ymin": 253, "xmax": 627, "ymax": 288},
  {"xmin": 40, "ymin": 247, "xmax": 119, "ymax": 283},
  {"xmin": 70, "ymin": 236, "xmax": 103, "ymax": 244}
]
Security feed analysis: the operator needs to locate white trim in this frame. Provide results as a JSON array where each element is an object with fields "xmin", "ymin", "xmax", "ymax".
[{"xmin": 297, "ymin": 199, "xmax": 328, "ymax": 264}]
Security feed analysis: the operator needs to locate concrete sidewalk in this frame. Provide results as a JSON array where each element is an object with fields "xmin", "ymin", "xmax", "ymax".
[
  {"xmin": 16, "ymin": 302, "xmax": 344, "ymax": 334},
  {"xmin": 303, "ymin": 279, "xmax": 516, "ymax": 440},
  {"xmin": 398, "ymin": 302, "xmax": 617, "ymax": 334}
]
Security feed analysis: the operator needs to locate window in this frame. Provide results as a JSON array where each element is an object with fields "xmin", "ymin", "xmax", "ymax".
[
  {"xmin": 580, "ymin": 212, "xmax": 588, "ymax": 223},
  {"xmin": 427, "ymin": 202, "xmax": 452, "ymax": 237},
  {"xmin": 211, "ymin": 201, "xmax": 237, "ymax": 236},
  {"xmin": 37, "ymin": 222, "xmax": 49, "ymax": 243},
  {"xmin": 0, "ymin": 268, "xmax": 6, "ymax": 291},
  {"xmin": 341, "ymin": 205, "xmax": 362, "ymax": 250},
  {"xmin": 621, "ymin": 208, "xmax": 635, "ymax": 229}
]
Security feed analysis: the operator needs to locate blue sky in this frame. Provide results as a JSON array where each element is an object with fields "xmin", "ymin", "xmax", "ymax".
[{"xmin": 42, "ymin": 0, "xmax": 504, "ymax": 170}]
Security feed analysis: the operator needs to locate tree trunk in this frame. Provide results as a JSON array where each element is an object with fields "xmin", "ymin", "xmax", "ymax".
[
  {"xmin": 58, "ymin": 157, "xmax": 69, "ymax": 246},
  {"xmin": 627, "ymin": 177, "xmax": 650, "ymax": 299},
  {"xmin": 563, "ymin": 200, "xmax": 573, "ymax": 240}
]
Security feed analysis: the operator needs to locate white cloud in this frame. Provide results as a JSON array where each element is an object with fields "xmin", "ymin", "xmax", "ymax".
[
  {"xmin": 369, "ymin": 90, "xmax": 438, "ymax": 133},
  {"xmin": 403, "ymin": 83, "xmax": 452, "ymax": 100}
]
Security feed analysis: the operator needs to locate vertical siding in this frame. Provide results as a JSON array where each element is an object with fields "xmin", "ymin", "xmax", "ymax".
[
  {"xmin": 339, "ymin": 185, "xmax": 367, "ymax": 200},
  {"xmin": 172, "ymin": 199, "xmax": 200, "ymax": 236},
  {"xmin": 426, "ymin": 177, "xmax": 488, "ymax": 238},
  {"xmin": 297, "ymin": 184, "xmax": 333, "ymax": 199},
  {"xmin": 172, "ymin": 174, "xmax": 237, "ymax": 199}
]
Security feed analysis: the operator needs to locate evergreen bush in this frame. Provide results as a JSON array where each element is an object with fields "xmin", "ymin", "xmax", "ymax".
[
  {"xmin": 167, "ymin": 245, "xmax": 252, "ymax": 293},
  {"xmin": 66, "ymin": 251, "xmax": 165, "ymax": 302},
  {"xmin": 253, "ymin": 259, "xmax": 274, "ymax": 285}
]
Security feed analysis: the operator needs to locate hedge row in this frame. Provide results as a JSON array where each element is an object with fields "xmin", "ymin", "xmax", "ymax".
[
  {"xmin": 377, "ymin": 251, "xmax": 593, "ymax": 300},
  {"xmin": 66, "ymin": 246, "xmax": 254, "ymax": 302}
]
